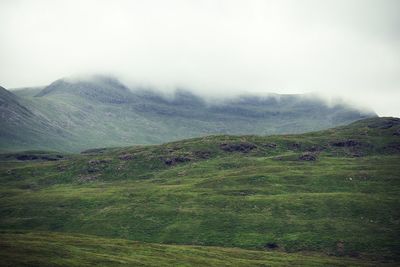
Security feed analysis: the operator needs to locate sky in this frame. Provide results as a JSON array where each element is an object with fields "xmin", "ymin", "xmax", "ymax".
[{"xmin": 0, "ymin": 0, "xmax": 399, "ymax": 116}]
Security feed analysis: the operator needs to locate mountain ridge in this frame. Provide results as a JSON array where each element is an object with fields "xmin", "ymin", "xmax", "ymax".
[{"xmin": 1, "ymin": 75, "xmax": 377, "ymax": 152}]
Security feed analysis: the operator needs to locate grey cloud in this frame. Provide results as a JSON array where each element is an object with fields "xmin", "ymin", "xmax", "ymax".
[{"xmin": 0, "ymin": 0, "xmax": 399, "ymax": 116}]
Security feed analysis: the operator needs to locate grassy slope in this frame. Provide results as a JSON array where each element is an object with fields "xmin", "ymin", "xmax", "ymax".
[
  {"xmin": 0, "ymin": 117, "xmax": 399, "ymax": 265},
  {"xmin": 0, "ymin": 232, "xmax": 384, "ymax": 267}
]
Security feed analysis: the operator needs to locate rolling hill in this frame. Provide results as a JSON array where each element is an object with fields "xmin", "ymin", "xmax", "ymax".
[
  {"xmin": 0, "ymin": 117, "xmax": 399, "ymax": 266},
  {"xmin": 0, "ymin": 232, "xmax": 382, "ymax": 267},
  {"xmin": 1, "ymin": 75, "xmax": 376, "ymax": 152}
]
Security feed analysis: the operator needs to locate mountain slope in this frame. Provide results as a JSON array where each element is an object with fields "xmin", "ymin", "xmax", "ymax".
[
  {"xmin": 0, "ymin": 117, "xmax": 399, "ymax": 265},
  {"xmin": 0, "ymin": 86, "xmax": 74, "ymax": 152},
  {"xmin": 1, "ymin": 76, "xmax": 376, "ymax": 152}
]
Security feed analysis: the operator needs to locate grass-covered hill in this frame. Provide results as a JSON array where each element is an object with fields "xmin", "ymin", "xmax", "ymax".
[
  {"xmin": 0, "ymin": 232, "xmax": 383, "ymax": 267},
  {"xmin": 1, "ymin": 75, "xmax": 375, "ymax": 152},
  {"xmin": 0, "ymin": 117, "xmax": 399, "ymax": 266}
]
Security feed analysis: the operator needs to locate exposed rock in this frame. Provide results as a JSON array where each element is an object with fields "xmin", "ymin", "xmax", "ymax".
[
  {"xmin": 193, "ymin": 150, "xmax": 212, "ymax": 159},
  {"xmin": 299, "ymin": 153, "xmax": 317, "ymax": 161},
  {"xmin": 331, "ymin": 140, "xmax": 360, "ymax": 147},
  {"xmin": 40, "ymin": 155, "xmax": 62, "ymax": 161},
  {"xmin": 81, "ymin": 148, "xmax": 107, "ymax": 154},
  {"xmin": 264, "ymin": 242, "xmax": 279, "ymax": 249},
  {"xmin": 86, "ymin": 158, "xmax": 111, "ymax": 173},
  {"xmin": 220, "ymin": 142, "xmax": 257, "ymax": 153},
  {"xmin": 88, "ymin": 159, "xmax": 111, "ymax": 165},
  {"xmin": 351, "ymin": 152, "xmax": 363, "ymax": 157},
  {"xmin": 368, "ymin": 118, "xmax": 400, "ymax": 129},
  {"xmin": 384, "ymin": 142, "xmax": 400, "ymax": 153},
  {"xmin": 336, "ymin": 240, "xmax": 345, "ymax": 254},
  {"xmin": 88, "ymin": 159, "xmax": 99, "ymax": 165},
  {"xmin": 118, "ymin": 153, "xmax": 134, "ymax": 160},
  {"xmin": 393, "ymin": 129, "xmax": 400, "ymax": 136},
  {"xmin": 15, "ymin": 154, "xmax": 63, "ymax": 161},
  {"xmin": 262, "ymin": 143, "xmax": 277, "ymax": 148},
  {"xmin": 87, "ymin": 166, "xmax": 100, "ymax": 173},
  {"xmin": 290, "ymin": 143, "xmax": 301, "ymax": 150},
  {"xmin": 16, "ymin": 155, "xmax": 38, "ymax": 161},
  {"xmin": 163, "ymin": 156, "xmax": 191, "ymax": 166},
  {"xmin": 57, "ymin": 165, "xmax": 67, "ymax": 171}
]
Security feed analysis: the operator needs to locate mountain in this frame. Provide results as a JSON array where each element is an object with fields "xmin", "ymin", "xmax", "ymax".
[
  {"xmin": 0, "ymin": 86, "xmax": 73, "ymax": 151},
  {"xmin": 1, "ymin": 75, "xmax": 376, "ymax": 152},
  {"xmin": 0, "ymin": 117, "xmax": 399, "ymax": 266}
]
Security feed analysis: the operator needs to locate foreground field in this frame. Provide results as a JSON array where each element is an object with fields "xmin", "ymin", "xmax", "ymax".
[
  {"xmin": 0, "ymin": 231, "xmax": 386, "ymax": 267},
  {"xmin": 0, "ymin": 117, "xmax": 399, "ymax": 265}
]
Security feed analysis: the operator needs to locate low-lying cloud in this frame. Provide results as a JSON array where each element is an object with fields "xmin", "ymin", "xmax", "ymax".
[{"xmin": 0, "ymin": 0, "xmax": 399, "ymax": 116}]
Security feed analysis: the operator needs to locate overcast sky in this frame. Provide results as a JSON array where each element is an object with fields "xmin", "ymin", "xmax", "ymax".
[{"xmin": 0, "ymin": 0, "xmax": 399, "ymax": 116}]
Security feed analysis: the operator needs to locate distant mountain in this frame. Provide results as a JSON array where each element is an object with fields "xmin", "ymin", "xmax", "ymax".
[
  {"xmin": 0, "ymin": 86, "xmax": 74, "ymax": 151},
  {"xmin": 0, "ymin": 76, "xmax": 376, "ymax": 152}
]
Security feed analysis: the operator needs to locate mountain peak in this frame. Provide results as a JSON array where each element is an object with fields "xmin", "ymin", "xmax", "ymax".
[{"xmin": 35, "ymin": 75, "xmax": 132, "ymax": 104}]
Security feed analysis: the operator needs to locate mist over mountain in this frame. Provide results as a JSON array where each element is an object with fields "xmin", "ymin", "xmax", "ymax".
[
  {"xmin": 1, "ymin": 1, "xmax": 399, "ymax": 265},
  {"xmin": 0, "ymin": 75, "xmax": 375, "ymax": 152}
]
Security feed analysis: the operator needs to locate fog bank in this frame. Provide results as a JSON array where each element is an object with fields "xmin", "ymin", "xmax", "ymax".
[{"xmin": 0, "ymin": 0, "xmax": 399, "ymax": 116}]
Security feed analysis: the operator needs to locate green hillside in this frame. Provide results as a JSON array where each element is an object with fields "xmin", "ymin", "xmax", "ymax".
[
  {"xmin": 0, "ymin": 232, "xmax": 384, "ymax": 267},
  {"xmin": 1, "ymin": 75, "xmax": 375, "ymax": 152},
  {"xmin": 0, "ymin": 117, "xmax": 399, "ymax": 266}
]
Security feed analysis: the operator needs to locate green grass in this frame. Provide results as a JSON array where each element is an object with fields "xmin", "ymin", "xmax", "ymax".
[
  {"xmin": 0, "ymin": 231, "xmax": 388, "ymax": 267},
  {"xmin": 0, "ymin": 117, "xmax": 399, "ymax": 265}
]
